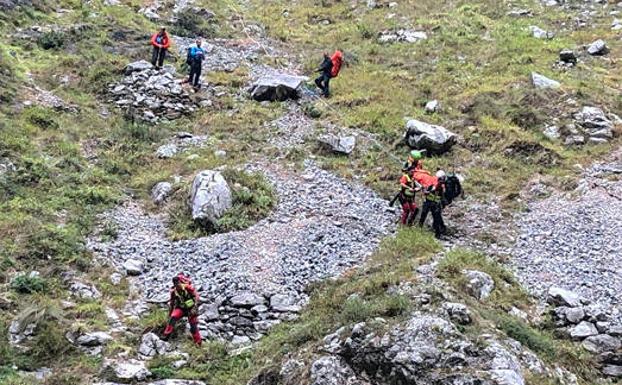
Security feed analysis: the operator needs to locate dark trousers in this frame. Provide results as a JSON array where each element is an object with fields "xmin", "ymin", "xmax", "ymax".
[
  {"xmin": 419, "ymin": 199, "xmax": 446, "ymax": 238},
  {"xmin": 314, "ymin": 73, "xmax": 331, "ymax": 96},
  {"xmin": 189, "ymin": 61, "xmax": 202, "ymax": 87},
  {"xmin": 151, "ymin": 47, "xmax": 167, "ymax": 68}
]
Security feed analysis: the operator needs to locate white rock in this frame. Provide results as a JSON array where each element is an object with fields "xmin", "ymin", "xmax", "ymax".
[
  {"xmin": 463, "ymin": 270, "xmax": 495, "ymax": 300},
  {"xmin": 190, "ymin": 170, "xmax": 233, "ymax": 225},
  {"xmin": 569, "ymin": 321, "xmax": 598, "ymax": 340},
  {"xmin": 547, "ymin": 287, "xmax": 581, "ymax": 307},
  {"xmin": 123, "ymin": 258, "xmax": 145, "ymax": 276},
  {"xmin": 531, "ymin": 72, "xmax": 560, "ymax": 89}
]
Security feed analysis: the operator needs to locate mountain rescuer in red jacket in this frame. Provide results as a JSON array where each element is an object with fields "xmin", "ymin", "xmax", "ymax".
[
  {"xmin": 162, "ymin": 274, "xmax": 202, "ymax": 345},
  {"xmin": 314, "ymin": 49, "xmax": 343, "ymax": 97},
  {"xmin": 398, "ymin": 166, "xmax": 421, "ymax": 225},
  {"xmin": 150, "ymin": 27, "xmax": 171, "ymax": 69}
]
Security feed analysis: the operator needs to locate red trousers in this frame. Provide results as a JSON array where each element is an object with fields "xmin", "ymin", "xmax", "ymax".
[
  {"xmin": 401, "ymin": 202, "xmax": 418, "ymax": 225},
  {"xmin": 164, "ymin": 307, "xmax": 202, "ymax": 345}
]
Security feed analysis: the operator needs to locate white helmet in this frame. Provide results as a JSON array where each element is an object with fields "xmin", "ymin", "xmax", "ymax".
[{"xmin": 436, "ymin": 170, "xmax": 446, "ymax": 179}]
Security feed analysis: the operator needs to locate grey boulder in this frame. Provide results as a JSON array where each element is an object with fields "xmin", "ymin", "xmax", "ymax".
[
  {"xmin": 125, "ymin": 60, "xmax": 154, "ymax": 75},
  {"xmin": 463, "ymin": 269, "xmax": 495, "ymax": 301},
  {"xmin": 310, "ymin": 356, "xmax": 367, "ymax": 385},
  {"xmin": 442, "ymin": 302, "xmax": 472, "ymax": 325},
  {"xmin": 123, "ymin": 258, "xmax": 145, "ymax": 275},
  {"xmin": 582, "ymin": 335, "xmax": 621, "ymax": 354},
  {"xmin": 318, "ymin": 135, "xmax": 356, "ymax": 155},
  {"xmin": 531, "ymin": 72, "xmax": 560, "ymax": 89},
  {"xmin": 270, "ymin": 294, "xmax": 302, "ymax": 313},
  {"xmin": 404, "ymin": 119, "xmax": 457, "ymax": 154},
  {"xmin": 190, "ymin": 170, "xmax": 232, "ymax": 226},
  {"xmin": 151, "ymin": 182, "xmax": 173, "ymax": 204},
  {"xmin": 547, "ymin": 286, "xmax": 581, "ymax": 307},
  {"xmin": 569, "ymin": 321, "xmax": 599, "ymax": 340},
  {"xmin": 250, "ymin": 74, "xmax": 308, "ymax": 102},
  {"xmin": 574, "ymin": 107, "xmax": 614, "ymax": 140},
  {"xmin": 230, "ymin": 292, "xmax": 265, "ymax": 307},
  {"xmin": 100, "ymin": 359, "xmax": 151, "ymax": 382},
  {"xmin": 76, "ymin": 331, "xmax": 113, "ymax": 347},
  {"xmin": 139, "ymin": 332, "xmax": 171, "ymax": 357},
  {"xmin": 587, "ymin": 39, "xmax": 608, "ymax": 56}
]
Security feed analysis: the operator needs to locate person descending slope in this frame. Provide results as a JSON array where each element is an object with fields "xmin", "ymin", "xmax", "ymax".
[
  {"xmin": 398, "ymin": 166, "xmax": 421, "ymax": 225},
  {"xmin": 150, "ymin": 27, "xmax": 170, "ymax": 69},
  {"xmin": 186, "ymin": 39, "xmax": 206, "ymax": 91},
  {"xmin": 416, "ymin": 170, "xmax": 447, "ymax": 239},
  {"xmin": 162, "ymin": 273, "xmax": 202, "ymax": 345},
  {"xmin": 315, "ymin": 52, "xmax": 333, "ymax": 97}
]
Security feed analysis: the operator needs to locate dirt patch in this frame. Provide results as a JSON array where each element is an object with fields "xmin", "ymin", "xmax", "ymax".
[{"xmin": 504, "ymin": 140, "xmax": 560, "ymax": 166}]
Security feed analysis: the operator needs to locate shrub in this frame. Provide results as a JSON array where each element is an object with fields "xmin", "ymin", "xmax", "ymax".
[
  {"xmin": 37, "ymin": 31, "xmax": 65, "ymax": 50},
  {"xmin": 23, "ymin": 107, "xmax": 58, "ymax": 130},
  {"xmin": 10, "ymin": 274, "xmax": 47, "ymax": 294}
]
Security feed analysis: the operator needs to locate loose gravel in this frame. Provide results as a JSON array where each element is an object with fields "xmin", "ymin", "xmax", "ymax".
[
  {"xmin": 89, "ymin": 160, "xmax": 396, "ymax": 304},
  {"xmin": 511, "ymin": 156, "xmax": 622, "ymax": 318}
]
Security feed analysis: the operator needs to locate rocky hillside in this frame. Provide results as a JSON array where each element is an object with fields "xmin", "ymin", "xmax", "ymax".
[{"xmin": 1, "ymin": 0, "xmax": 621, "ymax": 385}]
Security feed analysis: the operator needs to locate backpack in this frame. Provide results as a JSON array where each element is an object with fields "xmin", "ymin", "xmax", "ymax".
[
  {"xmin": 330, "ymin": 51, "xmax": 343, "ymax": 78},
  {"xmin": 443, "ymin": 173, "xmax": 463, "ymax": 205}
]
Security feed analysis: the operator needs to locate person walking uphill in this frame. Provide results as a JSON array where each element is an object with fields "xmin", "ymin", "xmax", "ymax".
[
  {"xmin": 150, "ymin": 27, "xmax": 170, "ymax": 69},
  {"xmin": 162, "ymin": 274, "xmax": 202, "ymax": 345},
  {"xmin": 314, "ymin": 49, "xmax": 344, "ymax": 97},
  {"xmin": 187, "ymin": 39, "xmax": 206, "ymax": 91}
]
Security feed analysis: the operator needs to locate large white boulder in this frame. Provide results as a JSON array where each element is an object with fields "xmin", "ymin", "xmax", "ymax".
[
  {"xmin": 404, "ymin": 119, "xmax": 457, "ymax": 154},
  {"xmin": 190, "ymin": 170, "xmax": 233, "ymax": 226}
]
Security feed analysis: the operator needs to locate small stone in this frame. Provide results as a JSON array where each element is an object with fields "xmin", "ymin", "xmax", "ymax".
[
  {"xmin": 463, "ymin": 270, "xmax": 495, "ymax": 300},
  {"xmin": 424, "ymin": 100, "xmax": 439, "ymax": 113},
  {"xmin": 587, "ymin": 39, "xmax": 608, "ymax": 56},
  {"xmin": 123, "ymin": 259, "xmax": 145, "ymax": 275},
  {"xmin": 443, "ymin": 302, "xmax": 472, "ymax": 325},
  {"xmin": 531, "ymin": 72, "xmax": 560, "ymax": 89},
  {"xmin": 151, "ymin": 182, "xmax": 173, "ymax": 205},
  {"xmin": 565, "ymin": 307, "xmax": 585, "ymax": 324}
]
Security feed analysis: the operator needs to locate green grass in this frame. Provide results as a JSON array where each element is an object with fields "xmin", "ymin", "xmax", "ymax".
[{"xmin": 0, "ymin": 0, "xmax": 620, "ymax": 382}]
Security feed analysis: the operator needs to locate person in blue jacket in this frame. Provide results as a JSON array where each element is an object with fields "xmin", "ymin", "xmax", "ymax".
[{"xmin": 187, "ymin": 39, "xmax": 206, "ymax": 90}]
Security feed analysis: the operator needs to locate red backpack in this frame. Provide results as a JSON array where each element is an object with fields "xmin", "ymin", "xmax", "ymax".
[{"xmin": 330, "ymin": 50, "xmax": 343, "ymax": 78}]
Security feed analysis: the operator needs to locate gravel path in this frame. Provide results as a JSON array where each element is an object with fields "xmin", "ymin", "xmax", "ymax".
[
  {"xmin": 511, "ymin": 154, "xmax": 622, "ymax": 318},
  {"xmin": 89, "ymin": 161, "xmax": 396, "ymax": 304}
]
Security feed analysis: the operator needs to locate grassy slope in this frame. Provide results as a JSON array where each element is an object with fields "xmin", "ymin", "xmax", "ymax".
[{"xmin": 0, "ymin": 0, "xmax": 619, "ymax": 384}]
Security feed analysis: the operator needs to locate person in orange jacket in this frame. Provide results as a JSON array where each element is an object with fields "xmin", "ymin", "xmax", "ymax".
[
  {"xmin": 150, "ymin": 27, "xmax": 171, "ymax": 69},
  {"xmin": 162, "ymin": 274, "xmax": 202, "ymax": 345}
]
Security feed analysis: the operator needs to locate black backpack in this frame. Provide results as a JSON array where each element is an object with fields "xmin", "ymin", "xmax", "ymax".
[{"xmin": 443, "ymin": 173, "xmax": 463, "ymax": 206}]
